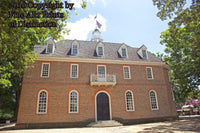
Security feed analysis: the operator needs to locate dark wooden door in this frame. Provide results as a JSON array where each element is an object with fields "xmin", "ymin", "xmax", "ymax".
[{"xmin": 97, "ymin": 92, "xmax": 110, "ymax": 121}]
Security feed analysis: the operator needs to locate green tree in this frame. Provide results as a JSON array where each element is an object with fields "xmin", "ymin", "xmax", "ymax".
[
  {"xmin": 153, "ymin": 0, "xmax": 200, "ymax": 103},
  {"xmin": 0, "ymin": 0, "xmax": 86, "ymax": 120}
]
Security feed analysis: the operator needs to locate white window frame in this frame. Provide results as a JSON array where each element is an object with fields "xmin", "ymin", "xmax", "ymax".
[
  {"xmin": 70, "ymin": 64, "xmax": 79, "ymax": 78},
  {"xmin": 146, "ymin": 67, "xmax": 153, "ymax": 80},
  {"xmin": 97, "ymin": 46, "xmax": 104, "ymax": 56},
  {"xmin": 41, "ymin": 63, "xmax": 50, "ymax": 78},
  {"xmin": 97, "ymin": 65, "xmax": 106, "ymax": 78},
  {"xmin": 123, "ymin": 66, "xmax": 131, "ymax": 79},
  {"xmin": 72, "ymin": 44, "xmax": 78, "ymax": 55},
  {"xmin": 69, "ymin": 90, "xmax": 79, "ymax": 113},
  {"xmin": 37, "ymin": 90, "xmax": 48, "ymax": 114},
  {"xmin": 121, "ymin": 48, "xmax": 127, "ymax": 58},
  {"xmin": 125, "ymin": 90, "xmax": 135, "ymax": 111},
  {"xmin": 46, "ymin": 44, "xmax": 53, "ymax": 53},
  {"xmin": 149, "ymin": 90, "xmax": 159, "ymax": 110},
  {"xmin": 142, "ymin": 50, "xmax": 147, "ymax": 59}
]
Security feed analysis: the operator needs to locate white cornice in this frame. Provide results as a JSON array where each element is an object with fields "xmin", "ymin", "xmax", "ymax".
[{"xmin": 36, "ymin": 56, "xmax": 170, "ymax": 69}]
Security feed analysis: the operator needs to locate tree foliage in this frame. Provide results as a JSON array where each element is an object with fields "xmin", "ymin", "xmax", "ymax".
[
  {"xmin": 0, "ymin": 0, "xmax": 86, "ymax": 120},
  {"xmin": 153, "ymin": 0, "xmax": 200, "ymax": 103}
]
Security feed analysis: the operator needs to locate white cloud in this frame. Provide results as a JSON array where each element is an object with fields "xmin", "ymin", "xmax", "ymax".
[{"xmin": 62, "ymin": 14, "xmax": 106, "ymax": 40}]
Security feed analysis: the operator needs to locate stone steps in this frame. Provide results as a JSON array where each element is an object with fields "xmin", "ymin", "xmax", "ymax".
[{"xmin": 87, "ymin": 120, "xmax": 123, "ymax": 127}]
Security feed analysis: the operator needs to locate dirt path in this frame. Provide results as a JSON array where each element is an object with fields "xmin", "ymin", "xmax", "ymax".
[{"xmin": 1, "ymin": 118, "xmax": 200, "ymax": 133}]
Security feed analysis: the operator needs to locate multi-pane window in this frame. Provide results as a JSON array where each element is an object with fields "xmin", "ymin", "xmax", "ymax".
[
  {"xmin": 69, "ymin": 91, "xmax": 78, "ymax": 113},
  {"xmin": 142, "ymin": 50, "xmax": 147, "ymax": 59},
  {"xmin": 41, "ymin": 63, "xmax": 50, "ymax": 77},
  {"xmin": 122, "ymin": 48, "xmax": 127, "ymax": 57},
  {"xmin": 149, "ymin": 90, "xmax": 158, "ymax": 110},
  {"xmin": 98, "ymin": 46, "xmax": 103, "ymax": 56},
  {"xmin": 125, "ymin": 91, "xmax": 134, "ymax": 111},
  {"xmin": 72, "ymin": 45, "xmax": 78, "ymax": 55},
  {"xmin": 97, "ymin": 65, "xmax": 106, "ymax": 78},
  {"xmin": 47, "ymin": 44, "xmax": 53, "ymax": 53},
  {"xmin": 146, "ymin": 67, "xmax": 153, "ymax": 79},
  {"xmin": 71, "ymin": 64, "xmax": 78, "ymax": 78},
  {"xmin": 37, "ymin": 91, "xmax": 48, "ymax": 114},
  {"xmin": 123, "ymin": 66, "xmax": 131, "ymax": 79}
]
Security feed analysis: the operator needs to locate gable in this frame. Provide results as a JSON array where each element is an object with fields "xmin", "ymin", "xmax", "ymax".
[
  {"xmin": 137, "ymin": 45, "xmax": 148, "ymax": 59},
  {"xmin": 95, "ymin": 42, "xmax": 104, "ymax": 56},
  {"xmin": 71, "ymin": 40, "xmax": 80, "ymax": 55},
  {"xmin": 118, "ymin": 43, "xmax": 128, "ymax": 58}
]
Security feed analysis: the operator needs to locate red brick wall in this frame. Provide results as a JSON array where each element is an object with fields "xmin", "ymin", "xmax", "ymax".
[{"xmin": 17, "ymin": 61, "xmax": 177, "ymax": 124}]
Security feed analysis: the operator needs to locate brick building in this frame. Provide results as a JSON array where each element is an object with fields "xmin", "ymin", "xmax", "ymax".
[{"xmin": 16, "ymin": 29, "xmax": 177, "ymax": 129}]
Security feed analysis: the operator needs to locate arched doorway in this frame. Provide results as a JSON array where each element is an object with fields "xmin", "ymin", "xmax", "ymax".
[{"xmin": 96, "ymin": 92, "xmax": 111, "ymax": 121}]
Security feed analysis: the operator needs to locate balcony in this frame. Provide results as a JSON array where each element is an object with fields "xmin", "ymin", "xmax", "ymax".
[{"xmin": 90, "ymin": 74, "xmax": 116, "ymax": 86}]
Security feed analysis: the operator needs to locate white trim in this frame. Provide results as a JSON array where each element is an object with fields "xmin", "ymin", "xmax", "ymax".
[
  {"xmin": 118, "ymin": 44, "xmax": 128, "ymax": 58},
  {"xmin": 37, "ymin": 90, "xmax": 48, "ymax": 114},
  {"xmin": 68, "ymin": 90, "xmax": 79, "ymax": 113},
  {"xmin": 97, "ymin": 46, "xmax": 104, "ymax": 56},
  {"xmin": 96, "ymin": 42, "xmax": 104, "ymax": 56},
  {"xmin": 71, "ymin": 44, "xmax": 79, "ymax": 55},
  {"xmin": 40, "ymin": 63, "xmax": 50, "ymax": 78},
  {"xmin": 37, "ymin": 56, "xmax": 169, "ymax": 69},
  {"xmin": 71, "ymin": 40, "xmax": 79, "ymax": 55},
  {"xmin": 95, "ymin": 91, "xmax": 112, "ymax": 122},
  {"xmin": 149, "ymin": 90, "xmax": 159, "ymax": 110},
  {"xmin": 146, "ymin": 67, "xmax": 154, "ymax": 80},
  {"xmin": 70, "ymin": 64, "xmax": 79, "ymax": 78},
  {"xmin": 137, "ymin": 45, "xmax": 148, "ymax": 59},
  {"xmin": 97, "ymin": 65, "xmax": 106, "ymax": 78},
  {"xmin": 142, "ymin": 49, "xmax": 148, "ymax": 59},
  {"xmin": 125, "ymin": 90, "xmax": 135, "ymax": 111},
  {"xmin": 121, "ymin": 48, "xmax": 127, "ymax": 58},
  {"xmin": 46, "ymin": 43, "xmax": 55, "ymax": 54},
  {"xmin": 123, "ymin": 66, "xmax": 131, "ymax": 79}
]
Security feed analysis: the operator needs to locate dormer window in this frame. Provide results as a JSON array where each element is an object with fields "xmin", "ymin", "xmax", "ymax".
[
  {"xmin": 96, "ymin": 42, "xmax": 104, "ymax": 57},
  {"xmin": 72, "ymin": 44, "xmax": 78, "ymax": 55},
  {"xmin": 137, "ymin": 45, "xmax": 148, "ymax": 59},
  {"xmin": 118, "ymin": 44, "xmax": 128, "ymax": 58},
  {"xmin": 46, "ymin": 39, "xmax": 55, "ymax": 54},
  {"xmin": 142, "ymin": 50, "xmax": 147, "ymax": 59},
  {"xmin": 71, "ymin": 40, "xmax": 79, "ymax": 55},
  {"xmin": 98, "ymin": 46, "xmax": 103, "ymax": 56},
  {"xmin": 46, "ymin": 44, "xmax": 53, "ymax": 53},
  {"xmin": 122, "ymin": 48, "xmax": 127, "ymax": 57}
]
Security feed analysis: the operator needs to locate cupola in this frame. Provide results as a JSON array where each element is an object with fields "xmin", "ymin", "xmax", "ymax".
[{"xmin": 91, "ymin": 29, "xmax": 103, "ymax": 42}]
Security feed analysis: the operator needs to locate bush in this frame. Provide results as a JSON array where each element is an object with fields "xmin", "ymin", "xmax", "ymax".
[{"xmin": 0, "ymin": 109, "xmax": 13, "ymax": 120}]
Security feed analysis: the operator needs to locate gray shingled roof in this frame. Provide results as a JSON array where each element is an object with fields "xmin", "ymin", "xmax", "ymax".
[{"xmin": 34, "ymin": 39, "xmax": 162, "ymax": 62}]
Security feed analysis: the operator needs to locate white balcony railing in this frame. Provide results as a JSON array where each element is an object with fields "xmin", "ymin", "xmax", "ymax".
[{"xmin": 90, "ymin": 74, "xmax": 116, "ymax": 86}]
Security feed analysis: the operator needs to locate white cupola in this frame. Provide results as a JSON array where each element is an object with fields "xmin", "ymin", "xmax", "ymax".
[{"xmin": 91, "ymin": 29, "xmax": 103, "ymax": 42}]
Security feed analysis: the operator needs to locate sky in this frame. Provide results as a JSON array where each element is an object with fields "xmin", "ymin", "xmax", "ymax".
[{"xmin": 62, "ymin": 0, "xmax": 170, "ymax": 54}]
